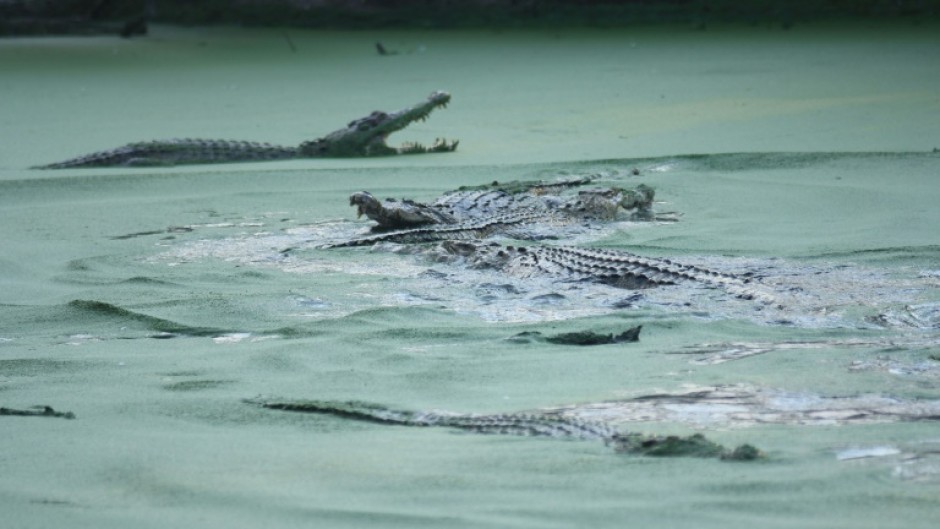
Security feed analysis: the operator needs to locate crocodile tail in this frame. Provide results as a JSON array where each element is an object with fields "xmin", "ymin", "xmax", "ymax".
[
  {"xmin": 324, "ymin": 213, "xmax": 544, "ymax": 248},
  {"xmin": 550, "ymin": 246, "xmax": 777, "ymax": 303},
  {"xmin": 436, "ymin": 413, "xmax": 617, "ymax": 440},
  {"xmin": 33, "ymin": 146, "xmax": 142, "ymax": 169},
  {"xmin": 246, "ymin": 399, "xmax": 430, "ymax": 426},
  {"xmin": 246, "ymin": 398, "xmax": 616, "ymax": 440},
  {"xmin": 441, "ymin": 242, "xmax": 777, "ymax": 304},
  {"xmin": 34, "ymin": 139, "xmax": 299, "ymax": 168}
]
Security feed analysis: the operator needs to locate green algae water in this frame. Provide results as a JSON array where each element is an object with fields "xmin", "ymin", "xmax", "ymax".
[{"xmin": 2, "ymin": 24, "xmax": 940, "ymax": 528}]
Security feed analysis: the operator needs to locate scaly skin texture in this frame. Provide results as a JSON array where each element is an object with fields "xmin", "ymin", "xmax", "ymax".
[
  {"xmin": 325, "ymin": 180, "xmax": 773, "ymax": 302},
  {"xmin": 246, "ymin": 398, "xmax": 762, "ymax": 460},
  {"xmin": 334, "ymin": 179, "xmax": 657, "ymax": 247},
  {"xmin": 440, "ymin": 242, "xmax": 773, "ymax": 302},
  {"xmin": 34, "ymin": 91, "xmax": 456, "ymax": 168},
  {"xmin": 347, "ymin": 178, "xmax": 655, "ymax": 232}
]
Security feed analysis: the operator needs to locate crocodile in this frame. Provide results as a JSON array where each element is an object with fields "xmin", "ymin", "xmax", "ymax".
[
  {"xmin": 246, "ymin": 384, "xmax": 940, "ymax": 459},
  {"xmin": 348, "ymin": 179, "xmax": 656, "ymax": 232},
  {"xmin": 440, "ymin": 241, "xmax": 772, "ymax": 302},
  {"xmin": 246, "ymin": 398, "xmax": 762, "ymax": 460},
  {"xmin": 34, "ymin": 91, "xmax": 456, "ymax": 168},
  {"xmin": 321, "ymin": 180, "xmax": 773, "ymax": 303},
  {"xmin": 328, "ymin": 179, "xmax": 657, "ymax": 248}
]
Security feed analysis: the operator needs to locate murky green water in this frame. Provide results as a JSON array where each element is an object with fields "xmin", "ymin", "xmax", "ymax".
[{"xmin": 2, "ymin": 24, "xmax": 939, "ymax": 528}]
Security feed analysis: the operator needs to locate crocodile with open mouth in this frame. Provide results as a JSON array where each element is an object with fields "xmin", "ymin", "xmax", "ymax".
[
  {"xmin": 324, "ymin": 178, "xmax": 773, "ymax": 303},
  {"xmin": 348, "ymin": 179, "xmax": 657, "ymax": 231},
  {"xmin": 34, "ymin": 91, "xmax": 456, "ymax": 168},
  {"xmin": 329, "ymin": 178, "xmax": 657, "ymax": 247}
]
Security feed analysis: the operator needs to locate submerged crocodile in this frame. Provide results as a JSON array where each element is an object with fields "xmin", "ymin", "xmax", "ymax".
[
  {"xmin": 34, "ymin": 91, "xmax": 456, "ymax": 168},
  {"xmin": 246, "ymin": 384, "xmax": 939, "ymax": 458},
  {"xmin": 328, "ymin": 178, "xmax": 656, "ymax": 248},
  {"xmin": 441, "ymin": 241, "xmax": 771, "ymax": 301},
  {"xmin": 322, "ymin": 179, "xmax": 773, "ymax": 303},
  {"xmin": 349, "ymin": 178, "xmax": 657, "ymax": 232},
  {"xmin": 246, "ymin": 398, "xmax": 762, "ymax": 460}
]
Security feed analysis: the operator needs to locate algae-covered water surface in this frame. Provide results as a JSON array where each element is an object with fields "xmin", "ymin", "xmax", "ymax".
[{"xmin": 2, "ymin": 24, "xmax": 939, "ymax": 528}]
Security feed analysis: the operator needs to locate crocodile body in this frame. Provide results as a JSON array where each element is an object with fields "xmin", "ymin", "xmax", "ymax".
[
  {"xmin": 35, "ymin": 91, "xmax": 456, "ymax": 168},
  {"xmin": 349, "ymin": 179, "xmax": 655, "ymax": 232},
  {"xmin": 323, "ymin": 179, "xmax": 772, "ymax": 302},
  {"xmin": 441, "ymin": 242, "xmax": 770, "ymax": 301},
  {"xmin": 247, "ymin": 398, "xmax": 761, "ymax": 460},
  {"xmin": 333, "ymin": 179, "xmax": 656, "ymax": 247}
]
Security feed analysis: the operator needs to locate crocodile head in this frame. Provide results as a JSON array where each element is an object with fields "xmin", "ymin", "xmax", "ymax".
[
  {"xmin": 560, "ymin": 185, "xmax": 656, "ymax": 221},
  {"xmin": 299, "ymin": 91, "xmax": 458, "ymax": 157}
]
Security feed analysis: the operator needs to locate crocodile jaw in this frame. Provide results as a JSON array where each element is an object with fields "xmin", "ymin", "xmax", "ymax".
[
  {"xmin": 377, "ymin": 90, "xmax": 451, "ymax": 136},
  {"xmin": 300, "ymin": 91, "xmax": 457, "ymax": 157}
]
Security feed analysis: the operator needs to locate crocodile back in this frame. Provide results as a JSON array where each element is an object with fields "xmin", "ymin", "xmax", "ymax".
[{"xmin": 35, "ymin": 139, "xmax": 298, "ymax": 168}]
